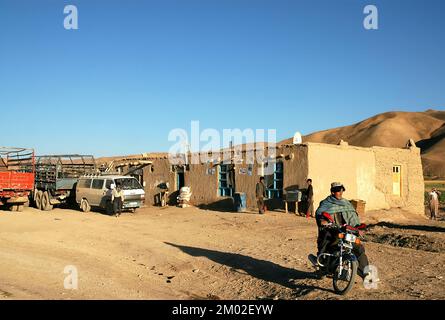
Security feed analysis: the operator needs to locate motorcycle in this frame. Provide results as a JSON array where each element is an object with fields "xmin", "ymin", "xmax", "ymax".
[{"xmin": 308, "ymin": 222, "xmax": 366, "ymax": 295}]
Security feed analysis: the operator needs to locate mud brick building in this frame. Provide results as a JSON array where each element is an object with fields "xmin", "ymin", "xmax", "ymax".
[{"xmin": 109, "ymin": 141, "xmax": 424, "ymax": 215}]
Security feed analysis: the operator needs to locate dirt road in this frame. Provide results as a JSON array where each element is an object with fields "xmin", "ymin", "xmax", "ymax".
[{"xmin": 0, "ymin": 205, "xmax": 444, "ymax": 300}]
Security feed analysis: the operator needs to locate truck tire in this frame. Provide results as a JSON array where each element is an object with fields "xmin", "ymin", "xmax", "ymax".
[
  {"xmin": 42, "ymin": 191, "xmax": 53, "ymax": 211},
  {"xmin": 35, "ymin": 191, "xmax": 43, "ymax": 210},
  {"xmin": 80, "ymin": 199, "xmax": 90, "ymax": 213}
]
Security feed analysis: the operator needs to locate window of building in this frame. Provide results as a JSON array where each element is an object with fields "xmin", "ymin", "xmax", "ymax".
[
  {"xmin": 266, "ymin": 161, "xmax": 283, "ymax": 199},
  {"xmin": 218, "ymin": 164, "xmax": 234, "ymax": 197}
]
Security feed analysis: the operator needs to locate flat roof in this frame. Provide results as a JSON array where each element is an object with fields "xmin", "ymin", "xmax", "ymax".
[{"xmin": 79, "ymin": 175, "xmax": 137, "ymax": 179}]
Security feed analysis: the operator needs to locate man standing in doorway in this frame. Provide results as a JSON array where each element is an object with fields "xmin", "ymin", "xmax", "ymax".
[
  {"xmin": 306, "ymin": 179, "xmax": 314, "ymax": 218},
  {"xmin": 429, "ymin": 188, "xmax": 442, "ymax": 220},
  {"xmin": 256, "ymin": 176, "xmax": 266, "ymax": 214}
]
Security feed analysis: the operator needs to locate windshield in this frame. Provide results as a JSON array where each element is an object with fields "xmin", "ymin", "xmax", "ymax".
[{"xmin": 115, "ymin": 178, "xmax": 143, "ymax": 190}]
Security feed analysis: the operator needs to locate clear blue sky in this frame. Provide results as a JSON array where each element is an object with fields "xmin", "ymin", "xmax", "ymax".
[{"xmin": 0, "ymin": 0, "xmax": 444, "ymax": 156}]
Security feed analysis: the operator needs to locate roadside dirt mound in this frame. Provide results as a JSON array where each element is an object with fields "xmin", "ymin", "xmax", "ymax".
[
  {"xmin": 366, "ymin": 232, "xmax": 445, "ymax": 253},
  {"xmin": 361, "ymin": 208, "xmax": 445, "ymax": 253},
  {"xmin": 365, "ymin": 218, "xmax": 445, "ymax": 253}
]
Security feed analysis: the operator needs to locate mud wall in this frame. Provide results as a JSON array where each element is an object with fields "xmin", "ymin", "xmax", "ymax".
[
  {"xmin": 307, "ymin": 143, "xmax": 424, "ymax": 214},
  {"xmin": 307, "ymin": 143, "xmax": 387, "ymax": 212},
  {"xmin": 373, "ymin": 146, "xmax": 424, "ymax": 215},
  {"xmin": 185, "ymin": 151, "xmax": 266, "ymax": 209},
  {"xmin": 142, "ymin": 158, "xmax": 176, "ymax": 206},
  {"xmin": 232, "ymin": 160, "xmax": 262, "ymax": 209},
  {"xmin": 184, "ymin": 162, "xmax": 220, "ymax": 207},
  {"xmin": 231, "ymin": 145, "xmax": 309, "ymax": 210},
  {"xmin": 281, "ymin": 144, "xmax": 309, "ymax": 192},
  {"xmin": 121, "ymin": 143, "xmax": 424, "ymax": 215},
  {"xmin": 140, "ymin": 146, "xmax": 310, "ymax": 210}
]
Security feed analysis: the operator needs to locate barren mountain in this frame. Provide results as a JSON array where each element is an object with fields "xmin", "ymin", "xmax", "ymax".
[{"xmin": 281, "ymin": 110, "xmax": 445, "ymax": 178}]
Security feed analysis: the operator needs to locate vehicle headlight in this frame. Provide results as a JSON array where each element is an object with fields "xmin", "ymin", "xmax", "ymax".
[{"xmin": 345, "ymin": 233, "xmax": 357, "ymax": 243}]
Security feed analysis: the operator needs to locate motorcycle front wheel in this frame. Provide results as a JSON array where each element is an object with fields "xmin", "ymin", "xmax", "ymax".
[{"xmin": 333, "ymin": 258, "xmax": 358, "ymax": 295}]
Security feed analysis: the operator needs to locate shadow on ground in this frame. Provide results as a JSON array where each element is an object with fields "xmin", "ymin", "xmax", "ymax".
[
  {"xmin": 197, "ymin": 198, "xmax": 236, "ymax": 213},
  {"xmin": 164, "ymin": 242, "xmax": 331, "ymax": 296},
  {"xmin": 367, "ymin": 221, "xmax": 445, "ymax": 233}
]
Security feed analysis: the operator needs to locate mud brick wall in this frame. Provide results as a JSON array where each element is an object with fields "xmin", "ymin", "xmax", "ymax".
[
  {"xmin": 132, "ymin": 142, "xmax": 424, "ymax": 215},
  {"xmin": 373, "ymin": 146, "xmax": 424, "ymax": 214},
  {"xmin": 307, "ymin": 142, "xmax": 424, "ymax": 214},
  {"xmin": 142, "ymin": 158, "xmax": 176, "ymax": 206}
]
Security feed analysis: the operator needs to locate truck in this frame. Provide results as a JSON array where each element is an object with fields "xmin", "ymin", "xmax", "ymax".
[
  {"xmin": 0, "ymin": 147, "xmax": 35, "ymax": 211},
  {"xmin": 33, "ymin": 155, "xmax": 97, "ymax": 210}
]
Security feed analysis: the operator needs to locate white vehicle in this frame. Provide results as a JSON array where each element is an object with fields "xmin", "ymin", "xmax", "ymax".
[{"xmin": 76, "ymin": 175, "xmax": 145, "ymax": 213}]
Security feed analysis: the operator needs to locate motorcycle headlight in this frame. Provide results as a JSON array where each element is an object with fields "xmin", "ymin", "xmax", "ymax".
[{"xmin": 345, "ymin": 233, "xmax": 357, "ymax": 243}]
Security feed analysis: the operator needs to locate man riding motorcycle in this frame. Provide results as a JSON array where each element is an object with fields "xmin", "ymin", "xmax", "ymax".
[{"xmin": 310, "ymin": 182, "xmax": 375, "ymax": 283}]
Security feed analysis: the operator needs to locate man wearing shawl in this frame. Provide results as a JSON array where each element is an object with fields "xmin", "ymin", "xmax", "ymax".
[
  {"xmin": 314, "ymin": 182, "xmax": 371, "ymax": 281},
  {"xmin": 429, "ymin": 188, "xmax": 442, "ymax": 220}
]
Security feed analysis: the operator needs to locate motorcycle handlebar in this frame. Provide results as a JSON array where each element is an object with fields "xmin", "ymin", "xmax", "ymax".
[{"xmin": 321, "ymin": 223, "xmax": 366, "ymax": 235}]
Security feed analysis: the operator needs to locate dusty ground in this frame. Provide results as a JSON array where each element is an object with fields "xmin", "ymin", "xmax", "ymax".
[{"xmin": 0, "ymin": 205, "xmax": 444, "ymax": 300}]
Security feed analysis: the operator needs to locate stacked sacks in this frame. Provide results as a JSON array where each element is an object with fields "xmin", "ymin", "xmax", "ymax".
[{"xmin": 177, "ymin": 186, "xmax": 192, "ymax": 208}]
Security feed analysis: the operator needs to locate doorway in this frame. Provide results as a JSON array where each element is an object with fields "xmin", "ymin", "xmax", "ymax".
[
  {"xmin": 176, "ymin": 168, "xmax": 185, "ymax": 191},
  {"xmin": 392, "ymin": 165, "xmax": 401, "ymax": 196}
]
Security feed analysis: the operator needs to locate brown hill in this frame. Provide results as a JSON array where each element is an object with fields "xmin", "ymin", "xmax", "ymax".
[{"xmin": 280, "ymin": 109, "xmax": 445, "ymax": 178}]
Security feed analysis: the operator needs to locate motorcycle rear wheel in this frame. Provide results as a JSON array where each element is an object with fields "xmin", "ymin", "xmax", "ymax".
[{"xmin": 333, "ymin": 259, "xmax": 358, "ymax": 295}]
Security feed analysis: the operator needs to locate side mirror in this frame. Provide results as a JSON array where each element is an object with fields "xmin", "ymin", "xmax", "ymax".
[{"xmin": 357, "ymin": 223, "xmax": 367, "ymax": 230}]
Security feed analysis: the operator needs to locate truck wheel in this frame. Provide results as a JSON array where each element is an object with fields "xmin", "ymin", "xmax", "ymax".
[
  {"xmin": 8, "ymin": 205, "xmax": 16, "ymax": 211},
  {"xmin": 80, "ymin": 199, "xmax": 91, "ymax": 213},
  {"xmin": 42, "ymin": 191, "xmax": 53, "ymax": 211},
  {"xmin": 35, "ymin": 191, "xmax": 43, "ymax": 210}
]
